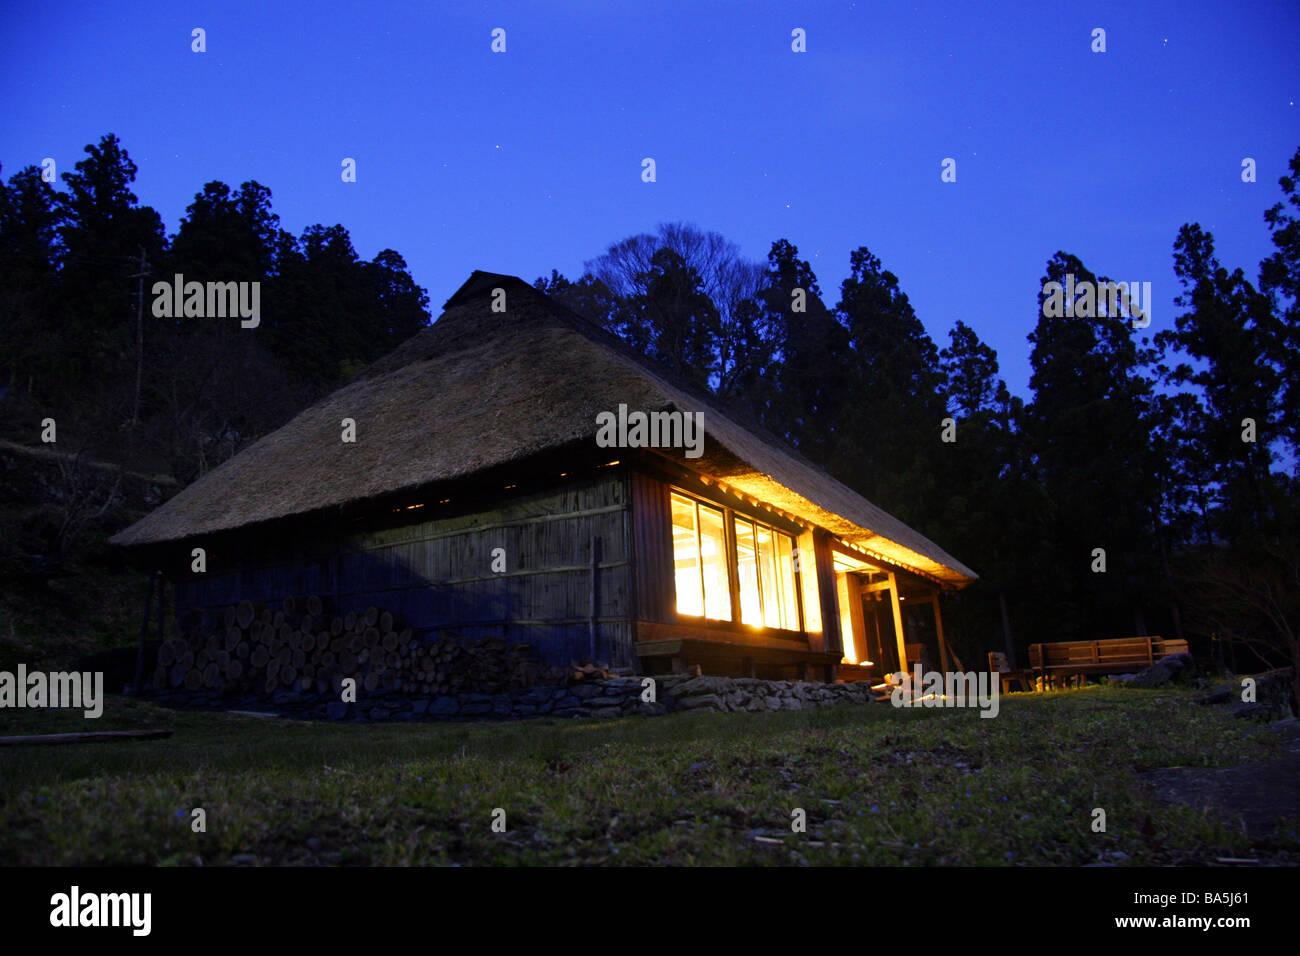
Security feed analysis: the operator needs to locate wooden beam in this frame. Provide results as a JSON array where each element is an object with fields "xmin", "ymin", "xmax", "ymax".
[
  {"xmin": 814, "ymin": 531, "xmax": 843, "ymax": 657},
  {"xmin": 931, "ymin": 592, "xmax": 951, "ymax": 673},
  {"xmin": 588, "ymin": 535, "xmax": 601, "ymax": 661},
  {"xmin": 796, "ymin": 529, "xmax": 824, "ymax": 649},
  {"xmin": 859, "ymin": 579, "xmax": 895, "ymax": 593},
  {"xmin": 635, "ymin": 637, "xmax": 836, "ymax": 669},
  {"xmin": 833, "ymin": 573, "xmax": 852, "ymax": 661},
  {"xmin": 845, "ymin": 573, "xmax": 868, "ymax": 665},
  {"xmin": 885, "ymin": 571, "xmax": 908, "ymax": 674},
  {"xmin": 636, "ymin": 620, "xmax": 813, "ymax": 650},
  {"xmin": 0, "ymin": 730, "xmax": 173, "ymax": 747},
  {"xmin": 724, "ymin": 509, "xmax": 742, "ymax": 625}
]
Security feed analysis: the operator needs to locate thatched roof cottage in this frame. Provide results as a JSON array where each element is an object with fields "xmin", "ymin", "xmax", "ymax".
[{"xmin": 112, "ymin": 271, "xmax": 976, "ymax": 684}]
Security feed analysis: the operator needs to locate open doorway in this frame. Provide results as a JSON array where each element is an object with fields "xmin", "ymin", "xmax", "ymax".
[
  {"xmin": 832, "ymin": 547, "xmax": 905, "ymax": 677},
  {"xmin": 860, "ymin": 586, "xmax": 901, "ymax": 673},
  {"xmin": 829, "ymin": 541, "xmax": 957, "ymax": 679}
]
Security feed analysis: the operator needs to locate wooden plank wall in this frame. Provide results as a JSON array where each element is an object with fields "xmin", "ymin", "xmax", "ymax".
[
  {"xmin": 630, "ymin": 471, "xmax": 675, "ymax": 624},
  {"xmin": 173, "ymin": 472, "xmax": 636, "ymax": 667}
]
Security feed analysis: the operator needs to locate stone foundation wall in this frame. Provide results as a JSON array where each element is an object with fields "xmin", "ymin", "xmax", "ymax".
[
  {"xmin": 657, "ymin": 675, "xmax": 876, "ymax": 713},
  {"xmin": 147, "ymin": 673, "xmax": 879, "ymax": 722}
]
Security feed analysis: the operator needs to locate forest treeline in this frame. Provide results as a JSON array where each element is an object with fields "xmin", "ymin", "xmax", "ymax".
[
  {"xmin": 0, "ymin": 134, "xmax": 430, "ymax": 484},
  {"xmin": 2, "ymin": 133, "xmax": 1298, "ymax": 683},
  {"xmin": 532, "ymin": 163, "xmax": 1300, "ymax": 688}
]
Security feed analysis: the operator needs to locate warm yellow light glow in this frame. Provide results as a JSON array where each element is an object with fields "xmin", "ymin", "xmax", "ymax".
[
  {"xmin": 774, "ymin": 533, "xmax": 797, "ymax": 629},
  {"xmin": 733, "ymin": 516, "xmax": 798, "ymax": 630},
  {"xmin": 671, "ymin": 492, "xmax": 732, "ymax": 621},
  {"xmin": 835, "ymin": 572, "xmax": 857, "ymax": 663},
  {"xmin": 698, "ymin": 504, "xmax": 731, "ymax": 620},
  {"xmin": 832, "ymin": 550, "xmax": 877, "ymax": 573},
  {"xmin": 671, "ymin": 493, "xmax": 703, "ymax": 617},
  {"xmin": 735, "ymin": 518, "xmax": 761, "ymax": 625}
]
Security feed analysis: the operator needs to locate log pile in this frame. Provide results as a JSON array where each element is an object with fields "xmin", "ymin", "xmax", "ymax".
[
  {"xmin": 151, "ymin": 595, "xmax": 562, "ymax": 697},
  {"xmin": 405, "ymin": 634, "xmax": 564, "ymax": 695}
]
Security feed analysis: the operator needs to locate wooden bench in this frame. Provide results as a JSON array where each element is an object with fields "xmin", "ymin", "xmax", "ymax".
[{"xmin": 1028, "ymin": 637, "xmax": 1189, "ymax": 682}]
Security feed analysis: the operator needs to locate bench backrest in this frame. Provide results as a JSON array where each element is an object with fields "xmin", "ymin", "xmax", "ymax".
[{"xmin": 1028, "ymin": 636, "xmax": 1178, "ymax": 670}]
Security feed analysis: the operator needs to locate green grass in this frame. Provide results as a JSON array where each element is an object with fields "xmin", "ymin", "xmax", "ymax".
[{"xmin": 1, "ymin": 685, "xmax": 1296, "ymax": 865}]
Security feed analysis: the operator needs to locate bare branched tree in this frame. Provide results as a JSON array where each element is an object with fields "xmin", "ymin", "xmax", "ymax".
[
  {"xmin": 1185, "ymin": 542, "xmax": 1300, "ymax": 711},
  {"xmin": 49, "ymin": 438, "xmax": 125, "ymax": 563},
  {"xmin": 583, "ymin": 222, "xmax": 765, "ymax": 394}
]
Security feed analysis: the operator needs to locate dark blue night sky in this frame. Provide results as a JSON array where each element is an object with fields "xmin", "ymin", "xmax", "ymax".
[{"xmin": 2, "ymin": 1, "xmax": 1297, "ymax": 395}]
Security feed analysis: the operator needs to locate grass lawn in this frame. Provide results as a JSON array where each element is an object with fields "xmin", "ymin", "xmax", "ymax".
[{"xmin": 1, "ymin": 684, "xmax": 1296, "ymax": 866}]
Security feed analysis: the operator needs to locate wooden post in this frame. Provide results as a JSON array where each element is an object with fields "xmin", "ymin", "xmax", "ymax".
[
  {"xmin": 930, "ymin": 591, "xmax": 950, "ymax": 674},
  {"xmin": 588, "ymin": 535, "xmax": 601, "ymax": 662},
  {"xmin": 845, "ymin": 574, "xmax": 868, "ymax": 665},
  {"xmin": 814, "ymin": 532, "xmax": 842, "ymax": 658},
  {"xmin": 132, "ymin": 571, "xmax": 157, "ymax": 696},
  {"xmin": 835, "ymin": 573, "xmax": 864, "ymax": 664},
  {"xmin": 796, "ymin": 529, "xmax": 824, "ymax": 647},
  {"xmin": 724, "ymin": 513, "xmax": 741, "ymax": 625},
  {"xmin": 885, "ymin": 571, "xmax": 908, "ymax": 675}
]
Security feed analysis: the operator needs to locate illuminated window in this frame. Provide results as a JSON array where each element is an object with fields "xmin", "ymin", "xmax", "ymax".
[
  {"xmin": 734, "ymin": 519, "xmax": 761, "ymax": 624},
  {"xmin": 774, "ymin": 532, "xmax": 798, "ymax": 630},
  {"xmin": 698, "ymin": 503, "xmax": 731, "ymax": 620},
  {"xmin": 671, "ymin": 492, "xmax": 731, "ymax": 621},
  {"xmin": 735, "ymin": 515, "xmax": 800, "ymax": 630},
  {"xmin": 670, "ymin": 488, "xmax": 801, "ymax": 631},
  {"xmin": 671, "ymin": 493, "xmax": 703, "ymax": 617}
]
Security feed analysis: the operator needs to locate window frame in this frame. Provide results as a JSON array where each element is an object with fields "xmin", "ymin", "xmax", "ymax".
[{"xmin": 668, "ymin": 485, "xmax": 806, "ymax": 635}]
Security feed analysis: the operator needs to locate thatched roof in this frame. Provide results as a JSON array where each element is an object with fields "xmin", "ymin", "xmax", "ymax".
[{"xmin": 111, "ymin": 271, "xmax": 977, "ymax": 587}]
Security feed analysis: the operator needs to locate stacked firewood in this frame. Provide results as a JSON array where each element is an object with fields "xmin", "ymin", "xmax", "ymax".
[
  {"xmin": 407, "ymin": 634, "xmax": 561, "ymax": 695},
  {"xmin": 151, "ymin": 595, "xmax": 559, "ymax": 697}
]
